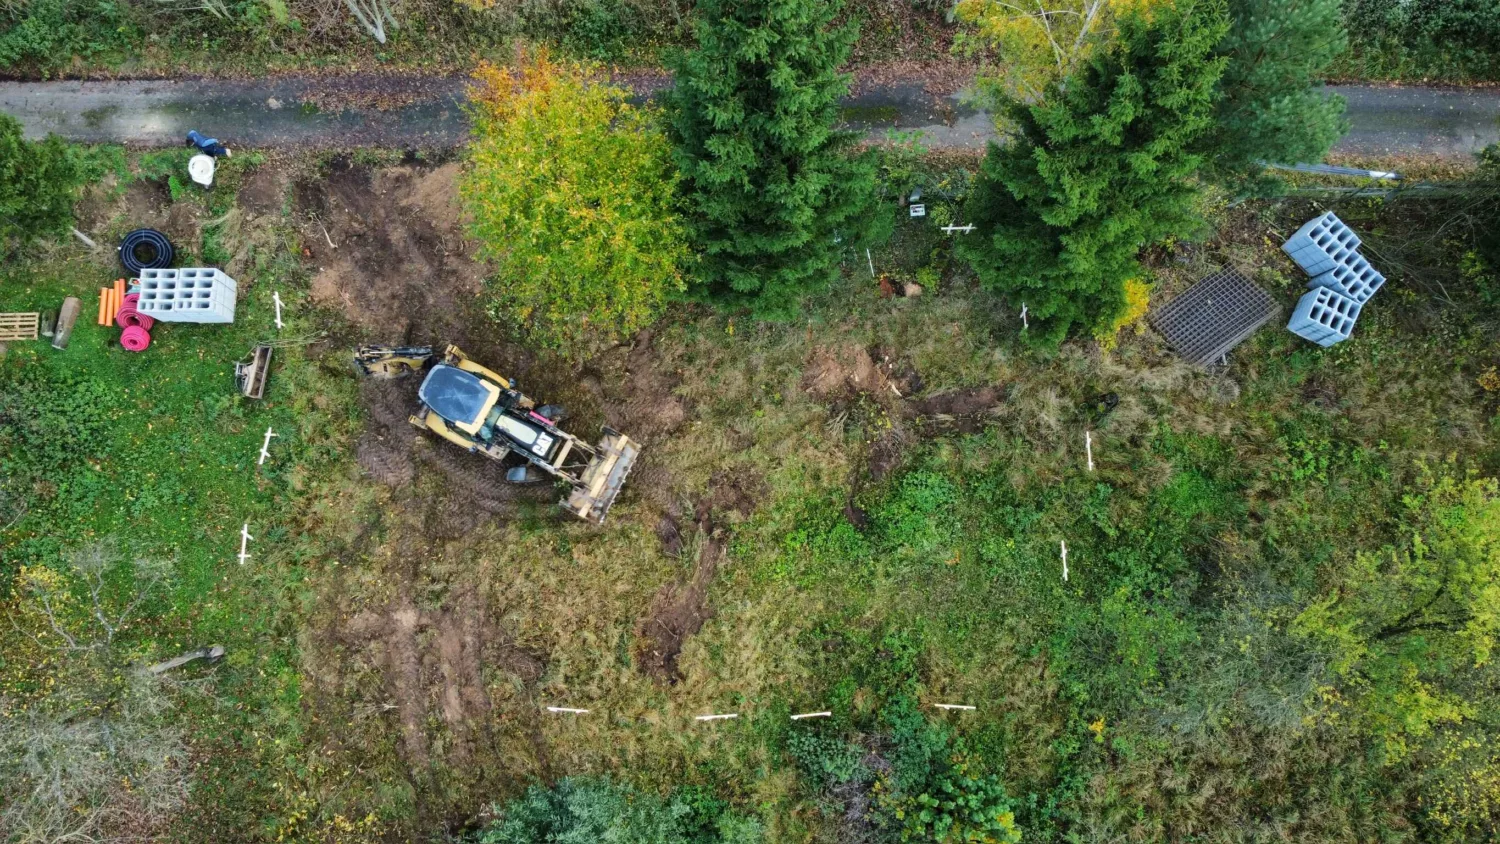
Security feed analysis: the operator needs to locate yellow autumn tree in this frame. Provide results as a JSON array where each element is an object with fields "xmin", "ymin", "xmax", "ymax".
[
  {"xmin": 462, "ymin": 52, "xmax": 689, "ymax": 355},
  {"xmin": 957, "ymin": 0, "xmax": 1175, "ymax": 104}
]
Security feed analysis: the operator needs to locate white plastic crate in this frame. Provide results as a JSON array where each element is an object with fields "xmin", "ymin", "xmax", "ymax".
[
  {"xmin": 135, "ymin": 268, "xmax": 237, "ymax": 324},
  {"xmin": 1287, "ymin": 287, "xmax": 1361, "ymax": 347}
]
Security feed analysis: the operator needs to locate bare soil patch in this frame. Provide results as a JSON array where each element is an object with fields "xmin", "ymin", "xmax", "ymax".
[
  {"xmin": 637, "ymin": 471, "xmax": 762, "ymax": 683},
  {"xmin": 295, "ymin": 158, "xmax": 484, "ymax": 343},
  {"xmin": 330, "ymin": 580, "xmax": 544, "ymax": 771},
  {"xmin": 802, "ymin": 345, "xmax": 1004, "ymax": 481},
  {"xmin": 238, "ymin": 166, "xmax": 288, "ymax": 217}
]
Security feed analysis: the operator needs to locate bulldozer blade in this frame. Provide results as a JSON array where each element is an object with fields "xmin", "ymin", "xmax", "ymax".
[{"xmin": 562, "ymin": 428, "xmax": 640, "ymax": 525}]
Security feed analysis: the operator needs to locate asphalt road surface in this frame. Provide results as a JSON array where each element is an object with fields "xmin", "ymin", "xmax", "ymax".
[{"xmin": 1, "ymin": 76, "xmax": 1496, "ymax": 158}]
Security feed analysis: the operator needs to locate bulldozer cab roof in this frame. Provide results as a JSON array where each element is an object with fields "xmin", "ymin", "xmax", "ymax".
[{"xmin": 419, "ymin": 364, "xmax": 499, "ymax": 433}]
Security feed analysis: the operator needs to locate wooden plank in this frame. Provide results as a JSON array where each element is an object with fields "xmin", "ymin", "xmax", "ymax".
[{"xmin": 0, "ymin": 312, "xmax": 40, "ymax": 341}]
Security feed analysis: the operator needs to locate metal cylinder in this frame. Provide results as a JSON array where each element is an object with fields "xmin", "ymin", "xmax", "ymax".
[{"xmin": 51, "ymin": 297, "xmax": 81, "ymax": 350}]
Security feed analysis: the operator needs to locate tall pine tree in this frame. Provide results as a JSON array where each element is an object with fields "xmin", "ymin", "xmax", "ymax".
[
  {"xmin": 668, "ymin": 0, "xmax": 878, "ymax": 317},
  {"xmin": 959, "ymin": 1, "xmax": 1229, "ymax": 347},
  {"xmin": 1201, "ymin": 0, "xmax": 1349, "ymax": 195}
]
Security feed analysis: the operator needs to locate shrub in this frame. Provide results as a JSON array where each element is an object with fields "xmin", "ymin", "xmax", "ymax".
[
  {"xmin": 462, "ymin": 53, "xmax": 689, "ymax": 355},
  {"xmin": 873, "ymin": 697, "xmax": 1022, "ymax": 844},
  {"xmin": 472, "ymin": 776, "xmax": 762, "ymax": 843},
  {"xmin": 1293, "ymin": 466, "xmax": 1500, "ymax": 763},
  {"xmin": 0, "ymin": 0, "xmax": 133, "ymax": 77},
  {"xmin": 0, "ymin": 114, "xmax": 81, "ymax": 251}
]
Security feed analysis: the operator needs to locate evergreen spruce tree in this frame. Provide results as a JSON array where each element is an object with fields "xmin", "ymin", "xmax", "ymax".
[
  {"xmin": 1202, "ymin": 0, "xmax": 1349, "ymax": 195},
  {"xmin": 0, "ymin": 114, "xmax": 79, "ymax": 253},
  {"xmin": 959, "ymin": 1, "xmax": 1229, "ymax": 347},
  {"xmin": 668, "ymin": 0, "xmax": 878, "ymax": 317}
]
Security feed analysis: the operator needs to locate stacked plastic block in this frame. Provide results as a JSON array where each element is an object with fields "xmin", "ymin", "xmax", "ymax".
[
  {"xmin": 1281, "ymin": 213, "xmax": 1385, "ymax": 347},
  {"xmin": 135, "ymin": 268, "xmax": 237, "ymax": 324}
]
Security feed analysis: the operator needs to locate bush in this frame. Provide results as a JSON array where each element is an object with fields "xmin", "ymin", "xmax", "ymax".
[
  {"xmin": 0, "ymin": 0, "xmax": 133, "ymax": 77},
  {"xmin": 462, "ymin": 53, "xmax": 689, "ymax": 355},
  {"xmin": 873, "ymin": 698, "xmax": 1023, "ymax": 844},
  {"xmin": 0, "ymin": 114, "xmax": 82, "ymax": 251},
  {"xmin": 472, "ymin": 776, "xmax": 763, "ymax": 843},
  {"xmin": 1344, "ymin": 0, "xmax": 1500, "ymax": 80}
]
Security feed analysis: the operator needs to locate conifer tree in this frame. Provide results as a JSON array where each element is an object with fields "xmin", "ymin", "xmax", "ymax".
[
  {"xmin": 959, "ymin": 1, "xmax": 1229, "ymax": 347},
  {"xmin": 1201, "ymin": 0, "xmax": 1349, "ymax": 195},
  {"xmin": 668, "ymin": 0, "xmax": 878, "ymax": 317}
]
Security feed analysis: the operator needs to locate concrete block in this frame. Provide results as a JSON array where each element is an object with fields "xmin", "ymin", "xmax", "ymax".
[
  {"xmin": 1287, "ymin": 287, "xmax": 1361, "ymax": 347},
  {"xmin": 136, "ymin": 268, "xmax": 237, "ymax": 323},
  {"xmin": 1308, "ymin": 253, "xmax": 1386, "ymax": 304},
  {"xmin": 1282, "ymin": 212, "xmax": 1361, "ymax": 277}
]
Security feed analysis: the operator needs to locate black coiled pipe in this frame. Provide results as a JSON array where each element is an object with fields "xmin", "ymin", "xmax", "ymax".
[{"xmin": 118, "ymin": 229, "xmax": 175, "ymax": 275}]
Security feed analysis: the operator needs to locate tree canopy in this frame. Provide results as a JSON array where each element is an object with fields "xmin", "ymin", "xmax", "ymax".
[
  {"xmin": 959, "ymin": 0, "xmax": 1229, "ymax": 346},
  {"xmin": 668, "ymin": 0, "xmax": 878, "ymax": 318},
  {"xmin": 1200, "ymin": 0, "xmax": 1349, "ymax": 194},
  {"xmin": 462, "ymin": 53, "xmax": 689, "ymax": 354}
]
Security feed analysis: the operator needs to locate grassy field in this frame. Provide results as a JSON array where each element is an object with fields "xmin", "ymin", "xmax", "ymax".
[{"xmin": 3, "ymin": 147, "xmax": 1500, "ymax": 841}]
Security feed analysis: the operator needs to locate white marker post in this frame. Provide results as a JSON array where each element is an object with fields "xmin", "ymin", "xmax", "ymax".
[
  {"xmin": 238, "ymin": 524, "xmax": 253, "ymax": 565},
  {"xmin": 790, "ymin": 711, "xmax": 832, "ymax": 720},
  {"xmin": 1060, "ymin": 539, "xmax": 1069, "ymax": 582},
  {"xmin": 258, "ymin": 427, "xmax": 277, "ymax": 466},
  {"xmin": 866, "ymin": 248, "xmax": 876, "ymax": 278},
  {"xmin": 934, "ymin": 703, "xmax": 977, "ymax": 711},
  {"xmin": 1020, "ymin": 303, "xmax": 1029, "ymax": 331},
  {"xmin": 272, "ymin": 291, "xmax": 285, "ymax": 330},
  {"xmin": 941, "ymin": 223, "xmax": 975, "ymax": 234},
  {"xmin": 695, "ymin": 713, "xmax": 739, "ymax": 722},
  {"xmin": 1085, "ymin": 430, "xmax": 1094, "ymax": 472},
  {"xmin": 545, "ymin": 707, "xmax": 591, "ymax": 714}
]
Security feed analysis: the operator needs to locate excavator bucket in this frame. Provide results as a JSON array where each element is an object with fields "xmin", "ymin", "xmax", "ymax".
[{"xmin": 562, "ymin": 428, "xmax": 640, "ymax": 525}]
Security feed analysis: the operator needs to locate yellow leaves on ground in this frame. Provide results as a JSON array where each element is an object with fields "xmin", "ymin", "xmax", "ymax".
[{"xmin": 1096, "ymin": 276, "xmax": 1151, "ymax": 348}]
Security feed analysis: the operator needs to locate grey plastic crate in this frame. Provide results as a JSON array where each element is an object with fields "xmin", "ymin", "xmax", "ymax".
[
  {"xmin": 1288, "ymin": 287, "xmax": 1361, "ymax": 347},
  {"xmin": 1308, "ymin": 253, "xmax": 1386, "ymax": 304},
  {"xmin": 136, "ymin": 268, "xmax": 237, "ymax": 324}
]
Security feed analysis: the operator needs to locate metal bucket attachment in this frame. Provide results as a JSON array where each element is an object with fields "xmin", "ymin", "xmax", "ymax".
[
  {"xmin": 235, "ymin": 344, "xmax": 273, "ymax": 399},
  {"xmin": 562, "ymin": 428, "xmax": 640, "ymax": 524}
]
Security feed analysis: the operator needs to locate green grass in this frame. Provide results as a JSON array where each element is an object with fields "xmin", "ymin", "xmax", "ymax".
[{"xmin": 5, "ymin": 149, "xmax": 1500, "ymax": 842}]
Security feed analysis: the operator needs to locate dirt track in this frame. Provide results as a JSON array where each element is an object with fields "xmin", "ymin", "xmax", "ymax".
[{"xmin": 3, "ymin": 76, "xmax": 1496, "ymax": 157}]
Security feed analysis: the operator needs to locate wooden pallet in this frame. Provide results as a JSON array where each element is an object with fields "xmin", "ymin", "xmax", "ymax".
[{"xmin": 0, "ymin": 312, "xmax": 40, "ymax": 341}]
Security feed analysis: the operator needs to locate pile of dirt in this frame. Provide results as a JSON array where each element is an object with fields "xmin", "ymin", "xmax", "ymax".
[
  {"xmin": 802, "ymin": 344, "xmax": 889, "ymax": 400},
  {"xmin": 295, "ymin": 159, "xmax": 485, "ymax": 344},
  {"xmin": 801, "ymin": 345, "xmax": 1005, "ymax": 481},
  {"xmin": 636, "ymin": 472, "xmax": 762, "ymax": 683}
]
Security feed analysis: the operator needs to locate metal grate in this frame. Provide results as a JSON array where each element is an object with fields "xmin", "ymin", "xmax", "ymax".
[
  {"xmin": 1148, "ymin": 267, "xmax": 1279, "ymax": 366},
  {"xmin": 0, "ymin": 312, "xmax": 39, "ymax": 341}
]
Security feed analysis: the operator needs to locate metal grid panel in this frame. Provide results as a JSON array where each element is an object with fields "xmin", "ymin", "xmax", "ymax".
[{"xmin": 1148, "ymin": 267, "xmax": 1280, "ymax": 366}]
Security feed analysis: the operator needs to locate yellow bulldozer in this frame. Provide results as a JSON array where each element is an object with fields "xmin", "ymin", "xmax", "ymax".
[{"xmin": 355, "ymin": 344, "xmax": 640, "ymax": 524}]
